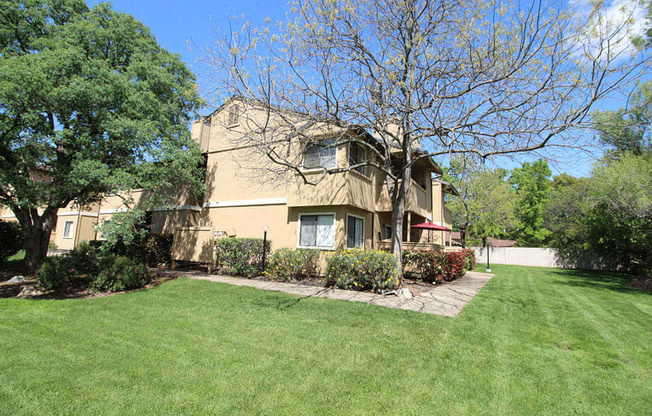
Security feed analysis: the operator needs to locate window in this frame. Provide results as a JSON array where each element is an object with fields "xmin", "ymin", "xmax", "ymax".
[
  {"xmin": 299, "ymin": 214, "xmax": 335, "ymax": 248},
  {"xmin": 63, "ymin": 220, "xmax": 74, "ymax": 239},
  {"xmin": 228, "ymin": 104, "xmax": 239, "ymax": 126},
  {"xmin": 346, "ymin": 214, "xmax": 365, "ymax": 248},
  {"xmin": 303, "ymin": 139, "xmax": 337, "ymax": 169},
  {"xmin": 349, "ymin": 142, "xmax": 367, "ymax": 175},
  {"xmin": 385, "ymin": 225, "xmax": 392, "ymax": 240}
]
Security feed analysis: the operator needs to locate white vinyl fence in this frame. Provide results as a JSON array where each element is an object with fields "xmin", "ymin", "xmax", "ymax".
[{"xmin": 472, "ymin": 247, "xmax": 620, "ymax": 271}]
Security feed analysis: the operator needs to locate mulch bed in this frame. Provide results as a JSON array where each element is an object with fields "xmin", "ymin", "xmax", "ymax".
[{"xmin": 0, "ymin": 268, "xmax": 176, "ymax": 300}]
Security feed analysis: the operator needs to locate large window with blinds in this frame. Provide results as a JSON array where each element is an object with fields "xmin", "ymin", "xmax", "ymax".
[{"xmin": 298, "ymin": 213, "xmax": 335, "ymax": 249}]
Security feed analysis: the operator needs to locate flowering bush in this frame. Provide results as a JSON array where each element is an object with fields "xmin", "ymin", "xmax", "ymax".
[
  {"xmin": 403, "ymin": 250, "xmax": 446, "ymax": 283},
  {"xmin": 91, "ymin": 255, "xmax": 150, "ymax": 292},
  {"xmin": 216, "ymin": 238, "xmax": 271, "ymax": 277},
  {"xmin": 403, "ymin": 250, "xmax": 470, "ymax": 283},
  {"xmin": 326, "ymin": 249, "xmax": 399, "ymax": 292},
  {"xmin": 267, "ymin": 248, "xmax": 320, "ymax": 281}
]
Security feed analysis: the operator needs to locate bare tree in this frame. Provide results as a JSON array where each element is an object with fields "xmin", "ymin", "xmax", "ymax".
[{"xmin": 204, "ymin": 0, "xmax": 649, "ymax": 275}]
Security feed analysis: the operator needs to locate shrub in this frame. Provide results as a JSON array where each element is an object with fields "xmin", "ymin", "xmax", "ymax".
[
  {"xmin": 267, "ymin": 248, "xmax": 320, "ymax": 281},
  {"xmin": 462, "ymin": 248, "xmax": 476, "ymax": 271},
  {"xmin": 216, "ymin": 238, "xmax": 271, "ymax": 277},
  {"xmin": 91, "ymin": 255, "xmax": 150, "ymax": 292},
  {"xmin": 99, "ymin": 232, "xmax": 173, "ymax": 267},
  {"xmin": 0, "ymin": 220, "xmax": 23, "ymax": 263},
  {"xmin": 326, "ymin": 249, "xmax": 399, "ymax": 292},
  {"xmin": 444, "ymin": 251, "xmax": 467, "ymax": 281},
  {"xmin": 403, "ymin": 250, "xmax": 469, "ymax": 283},
  {"xmin": 37, "ymin": 243, "xmax": 100, "ymax": 290},
  {"xmin": 403, "ymin": 250, "xmax": 446, "ymax": 284}
]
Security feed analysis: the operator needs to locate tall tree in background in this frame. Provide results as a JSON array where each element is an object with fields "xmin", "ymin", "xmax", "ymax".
[
  {"xmin": 443, "ymin": 156, "xmax": 517, "ymax": 247},
  {"xmin": 0, "ymin": 0, "xmax": 205, "ymax": 273},
  {"xmin": 509, "ymin": 159, "xmax": 553, "ymax": 246},
  {"xmin": 206, "ymin": 0, "xmax": 648, "ymax": 275}
]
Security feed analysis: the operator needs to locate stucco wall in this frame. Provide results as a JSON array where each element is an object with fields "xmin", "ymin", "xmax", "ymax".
[{"xmin": 472, "ymin": 246, "xmax": 621, "ymax": 271}]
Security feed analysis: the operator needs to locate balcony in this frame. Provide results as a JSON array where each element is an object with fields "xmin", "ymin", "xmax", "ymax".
[{"xmin": 376, "ymin": 179, "xmax": 431, "ymax": 218}]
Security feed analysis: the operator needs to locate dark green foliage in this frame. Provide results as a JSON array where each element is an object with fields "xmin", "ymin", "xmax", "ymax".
[
  {"xmin": 102, "ymin": 232, "xmax": 173, "ymax": 267},
  {"xmin": 91, "ymin": 256, "xmax": 150, "ymax": 292},
  {"xmin": 325, "ymin": 249, "xmax": 399, "ymax": 291},
  {"xmin": 216, "ymin": 238, "xmax": 271, "ymax": 277},
  {"xmin": 403, "ymin": 250, "xmax": 469, "ymax": 283},
  {"xmin": 0, "ymin": 0, "xmax": 204, "ymax": 272},
  {"xmin": 37, "ymin": 243, "xmax": 100, "ymax": 290},
  {"xmin": 37, "ymin": 242, "xmax": 150, "ymax": 292},
  {"xmin": 0, "ymin": 220, "xmax": 23, "ymax": 262},
  {"xmin": 267, "ymin": 248, "xmax": 320, "ymax": 281}
]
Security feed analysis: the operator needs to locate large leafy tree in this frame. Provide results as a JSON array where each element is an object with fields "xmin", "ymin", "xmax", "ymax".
[
  {"xmin": 443, "ymin": 156, "xmax": 517, "ymax": 248},
  {"xmin": 0, "ymin": 1, "xmax": 205, "ymax": 273},
  {"xmin": 206, "ymin": 0, "xmax": 648, "ymax": 276},
  {"xmin": 508, "ymin": 159, "xmax": 553, "ymax": 246}
]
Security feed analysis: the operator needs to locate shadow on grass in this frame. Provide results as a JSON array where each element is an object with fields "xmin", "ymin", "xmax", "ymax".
[{"xmin": 550, "ymin": 268, "xmax": 648, "ymax": 295}]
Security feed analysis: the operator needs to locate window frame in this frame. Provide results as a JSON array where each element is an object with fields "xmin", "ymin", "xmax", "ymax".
[
  {"xmin": 384, "ymin": 225, "xmax": 392, "ymax": 240},
  {"xmin": 297, "ymin": 212, "xmax": 336, "ymax": 250},
  {"xmin": 228, "ymin": 104, "xmax": 240, "ymax": 127},
  {"xmin": 348, "ymin": 141, "xmax": 367, "ymax": 176},
  {"xmin": 346, "ymin": 213, "xmax": 365, "ymax": 249},
  {"xmin": 302, "ymin": 138, "xmax": 338, "ymax": 171},
  {"xmin": 62, "ymin": 220, "xmax": 75, "ymax": 239}
]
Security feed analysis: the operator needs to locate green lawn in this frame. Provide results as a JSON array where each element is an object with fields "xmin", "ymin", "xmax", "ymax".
[{"xmin": 0, "ymin": 265, "xmax": 650, "ymax": 415}]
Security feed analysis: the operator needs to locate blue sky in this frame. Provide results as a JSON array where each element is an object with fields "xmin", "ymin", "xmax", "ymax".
[{"xmin": 94, "ymin": 0, "xmax": 646, "ymax": 178}]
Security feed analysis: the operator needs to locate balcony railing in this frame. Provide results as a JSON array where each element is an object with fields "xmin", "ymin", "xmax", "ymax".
[{"xmin": 377, "ymin": 240, "xmax": 445, "ymax": 252}]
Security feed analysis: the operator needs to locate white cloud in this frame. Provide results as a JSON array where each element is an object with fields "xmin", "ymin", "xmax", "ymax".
[{"xmin": 570, "ymin": 0, "xmax": 649, "ymax": 60}]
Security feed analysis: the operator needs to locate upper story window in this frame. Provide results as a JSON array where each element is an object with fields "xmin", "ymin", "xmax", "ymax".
[
  {"xmin": 303, "ymin": 138, "xmax": 337, "ymax": 169},
  {"xmin": 349, "ymin": 142, "xmax": 367, "ymax": 175},
  {"xmin": 63, "ymin": 220, "xmax": 74, "ymax": 239},
  {"xmin": 228, "ymin": 104, "xmax": 240, "ymax": 126}
]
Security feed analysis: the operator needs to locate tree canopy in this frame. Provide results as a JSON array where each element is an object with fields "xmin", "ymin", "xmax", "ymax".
[{"xmin": 0, "ymin": 0, "xmax": 205, "ymax": 272}]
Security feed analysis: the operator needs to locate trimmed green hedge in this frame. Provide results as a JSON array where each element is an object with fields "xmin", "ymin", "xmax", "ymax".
[
  {"xmin": 326, "ymin": 249, "xmax": 399, "ymax": 292},
  {"xmin": 216, "ymin": 238, "xmax": 271, "ymax": 277}
]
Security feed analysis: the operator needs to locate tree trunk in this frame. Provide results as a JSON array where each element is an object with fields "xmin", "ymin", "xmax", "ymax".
[
  {"xmin": 390, "ymin": 163, "xmax": 412, "ymax": 283},
  {"xmin": 17, "ymin": 207, "xmax": 58, "ymax": 275},
  {"xmin": 460, "ymin": 225, "xmax": 467, "ymax": 248}
]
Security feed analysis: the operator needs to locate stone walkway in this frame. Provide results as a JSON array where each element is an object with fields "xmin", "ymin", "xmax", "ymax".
[{"xmin": 185, "ymin": 271, "xmax": 494, "ymax": 317}]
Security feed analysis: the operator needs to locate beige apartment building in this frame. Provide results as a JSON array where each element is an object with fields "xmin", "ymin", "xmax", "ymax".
[{"xmin": 1, "ymin": 98, "xmax": 458, "ymax": 262}]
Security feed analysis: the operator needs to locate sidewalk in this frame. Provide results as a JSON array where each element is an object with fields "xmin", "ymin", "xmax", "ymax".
[{"xmin": 185, "ymin": 271, "xmax": 494, "ymax": 317}]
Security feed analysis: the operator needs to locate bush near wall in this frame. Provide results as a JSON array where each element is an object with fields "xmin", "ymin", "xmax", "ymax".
[
  {"xmin": 267, "ymin": 248, "xmax": 320, "ymax": 281},
  {"xmin": 216, "ymin": 238, "xmax": 271, "ymax": 278},
  {"xmin": 0, "ymin": 220, "xmax": 23, "ymax": 263},
  {"xmin": 38, "ymin": 243, "xmax": 150, "ymax": 292},
  {"xmin": 96, "ymin": 233, "xmax": 173, "ymax": 267},
  {"xmin": 326, "ymin": 249, "xmax": 399, "ymax": 292},
  {"xmin": 403, "ymin": 250, "xmax": 471, "ymax": 283}
]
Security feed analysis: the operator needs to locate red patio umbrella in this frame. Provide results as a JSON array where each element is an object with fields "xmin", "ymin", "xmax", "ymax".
[{"xmin": 410, "ymin": 222, "xmax": 451, "ymax": 244}]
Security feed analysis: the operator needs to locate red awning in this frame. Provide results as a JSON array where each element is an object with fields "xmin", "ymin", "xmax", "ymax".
[{"xmin": 410, "ymin": 222, "xmax": 450, "ymax": 231}]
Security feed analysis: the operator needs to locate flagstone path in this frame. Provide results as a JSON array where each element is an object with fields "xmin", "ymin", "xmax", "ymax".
[{"xmin": 185, "ymin": 270, "xmax": 494, "ymax": 317}]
